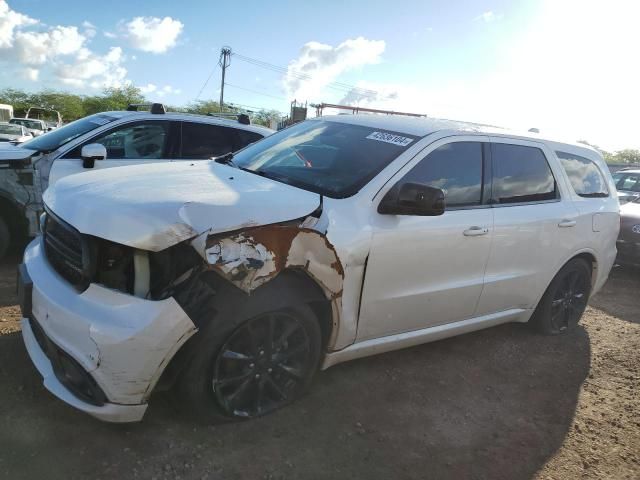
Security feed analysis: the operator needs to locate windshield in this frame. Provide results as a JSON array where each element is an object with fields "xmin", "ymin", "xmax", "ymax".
[
  {"xmin": 22, "ymin": 114, "xmax": 117, "ymax": 152},
  {"xmin": 10, "ymin": 119, "xmax": 42, "ymax": 129},
  {"xmin": 613, "ymin": 171, "xmax": 640, "ymax": 192},
  {"xmin": 0, "ymin": 125, "xmax": 22, "ymax": 135},
  {"xmin": 232, "ymin": 120, "xmax": 418, "ymax": 198}
]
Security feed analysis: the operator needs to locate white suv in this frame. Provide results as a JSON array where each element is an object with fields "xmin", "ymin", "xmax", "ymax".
[
  {"xmin": 0, "ymin": 103, "xmax": 273, "ymax": 258},
  {"xmin": 18, "ymin": 114, "xmax": 619, "ymax": 422}
]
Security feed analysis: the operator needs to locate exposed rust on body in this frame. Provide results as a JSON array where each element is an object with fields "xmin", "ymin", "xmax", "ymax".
[{"xmin": 202, "ymin": 224, "xmax": 344, "ymax": 296}]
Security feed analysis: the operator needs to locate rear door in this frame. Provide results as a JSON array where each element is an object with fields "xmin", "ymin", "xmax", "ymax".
[
  {"xmin": 49, "ymin": 119, "xmax": 178, "ymax": 185},
  {"xmin": 475, "ymin": 138, "xmax": 579, "ymax": 316},
  {"xmin": 175, "ymin": 122, "xmax": 264, "ymax": 161}
]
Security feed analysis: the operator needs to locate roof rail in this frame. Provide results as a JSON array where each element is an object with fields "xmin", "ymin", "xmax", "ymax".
[
  {"xmin": 206, "ymin": 112, "xmax": 251, "ymax": 125},
  {"xmin": 127, "ymin": 103, "xmax": 166, "ymax": 114}
]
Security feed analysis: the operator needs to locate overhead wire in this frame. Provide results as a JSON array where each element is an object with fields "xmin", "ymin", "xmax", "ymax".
[{"xmin": 232, "ymin": 52, "xmax": 388, "ymax": 99}]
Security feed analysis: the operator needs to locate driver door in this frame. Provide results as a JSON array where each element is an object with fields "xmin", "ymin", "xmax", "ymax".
[
  {"xmin": 49, "ymin": 120, "xmax": 174, "ymax": 185},
  {"xmin": 357, "ymin": 137, "xmax": 494, "ymax": 341}
]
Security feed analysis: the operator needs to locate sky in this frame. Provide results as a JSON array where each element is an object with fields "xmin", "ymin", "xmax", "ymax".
[{"xmin": 0, "ymin": 0, "xmax": 638, "ymax": 151}]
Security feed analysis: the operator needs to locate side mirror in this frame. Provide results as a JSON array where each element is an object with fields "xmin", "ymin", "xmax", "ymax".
[
  {"xmin": 81, "ymin": 143, "xmax": 107, "ymax": 168},
  {"xmin": 378, "ymin": 182, "xmax": 446, "ymax": 216}
]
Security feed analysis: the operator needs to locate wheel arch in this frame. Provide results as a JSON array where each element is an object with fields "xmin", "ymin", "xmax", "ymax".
[
  {"xmin": 532, "ymin": 249, "xmax": 599, "ymax": 313},
  {"xmin": 154, "ymin": 267, "xmax": 335, "ymax": 395}
]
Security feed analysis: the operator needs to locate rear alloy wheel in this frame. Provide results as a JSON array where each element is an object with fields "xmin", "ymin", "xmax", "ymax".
[
  {"xmin": 213, "ymin": 311, "xmax": 315, "ymax": 417},
  {"xmin": 530, "ymin": 258, "xmax": 592, "ymax": 335}
]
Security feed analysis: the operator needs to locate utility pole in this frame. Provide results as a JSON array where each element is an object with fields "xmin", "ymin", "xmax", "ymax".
[{"xmin": 219, "ymin": 46, "xmax": 232, "ymax": 111}]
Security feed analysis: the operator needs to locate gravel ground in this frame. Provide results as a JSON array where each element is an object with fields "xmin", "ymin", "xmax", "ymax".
[{"xmin": 0, "ymin": 250, "xmax": 637, "ymax": 480}]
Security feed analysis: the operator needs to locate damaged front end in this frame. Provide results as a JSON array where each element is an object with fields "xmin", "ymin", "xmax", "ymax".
[{"xmin": 83, "ymin": 204, "xmax": 345, "ymax": 348}]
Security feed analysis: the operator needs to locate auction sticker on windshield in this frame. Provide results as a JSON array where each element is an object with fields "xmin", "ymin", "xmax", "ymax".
[{"xmin": 366, "ymin": 131, "xmax": 414, "ymax": 147}]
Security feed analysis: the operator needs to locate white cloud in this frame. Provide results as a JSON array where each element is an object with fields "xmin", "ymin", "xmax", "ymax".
[
  {"xmin": 0, "ymin": 0, "xmax": 37, "ymax": 48},
  {"xmin": 13, "ymin": 26, "xmax": 86, "ymax": 65},
  {"xmin": 138, "ymin": 83, "xmax": 181, "ymax": 97},
  {"xmin": 475, "ymin": 11, "xmax": 503, "ymax": 22},
  {"xmin": 82, "ymin": 20, "xmax": 96, "ymax": 38},
  {"xmin": 21, "ymin": 67, "xmax": 38, "ymax": 81},
  {"xmin": 103, "ymin": 31, "xmax": 117, "ymax": 39},
  {"xmin": 55, "ymin": 46, "xmax": 127, "ymax": 89},
  {"xmin": 0, "ymin": 2, "xmax": 130, "ymax": 89},
  {"xmin": 285, "ymin": 37, "xmax": 385, "ymax": 100},
  {"xmin": 124, "ymin": 16, "xmax": 183, "ymax": 53}
]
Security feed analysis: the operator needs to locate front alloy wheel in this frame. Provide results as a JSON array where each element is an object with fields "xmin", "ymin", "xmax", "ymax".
[{"xmin": 213, "ymin": 312, "xmax": 316, "ymax": 417}]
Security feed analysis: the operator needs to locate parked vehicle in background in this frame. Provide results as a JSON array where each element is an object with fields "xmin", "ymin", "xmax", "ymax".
[
  {"xmin": 617, "ymin": 196, "xmax": 640, "ymax": 267},
  {"xmin": 26, "ymin": 106, "xmax": 63, "ymax": 130},
  {"xmin": 0, "ymin": 124, "xmax": 32, "ymax": 144},
  {"xmin": 612, "ymin": 168, "xmax": 640, "ymax": 204},
  {"xmin": 9, "ymin": 118, "xmax": 47, "ymax": 137},
  {"xmin": 17, "ymin": 114, "xmax": 619, "ymax": 423},
  {"xmin": 0, "ymin": 104, "xmax": 13, "ymax": 123},
  {"xmin": 0, "ymin": 103, "xmax": 273, "ymax": 258}
]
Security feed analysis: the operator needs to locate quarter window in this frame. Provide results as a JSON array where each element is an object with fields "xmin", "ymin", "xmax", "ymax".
[
  {"xmin": 556, "ymin": 151, "xmax": 608, "ymax": 197},
  {"xmin": 401, "ymin": 142, "xmax": 484, "ymax": 207},
  {"xmin": 491, "ymin": 143, "xmax": 557, "ymax": 204}
]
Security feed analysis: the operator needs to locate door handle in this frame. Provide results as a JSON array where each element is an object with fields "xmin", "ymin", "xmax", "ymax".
[
  {"xmin": 463, "ymin": 226, "xmax": 489, "ymax": 236},
  {"xmin": 558, "ymin": 219, "xmax": 577, "ymax": 228}
]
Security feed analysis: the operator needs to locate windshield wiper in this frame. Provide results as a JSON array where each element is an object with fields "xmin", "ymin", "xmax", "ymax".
[{"xmin": 214, "ymin": 152, "xmax": 235, "ymax": 166}]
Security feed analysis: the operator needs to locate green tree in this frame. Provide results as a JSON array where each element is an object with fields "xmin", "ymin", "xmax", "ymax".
[
  {"xmin": 577, "ymin": 140, "xmax": 615, "ymax": 163},
  {"xmin": 251, "ymin": 109, "xmax": 282, "ymax": 127},
  {"xmin": 83, "ymin": 85, "xmax": 145, "ymax": 115},
  {"xmin": 612, "ymin": 149, "xmax": 640, "ymax": 164},
  {"xmin": 0, "ymin": 88, "xmax": 31, "ymax": 116},
  {"xmin": 185, "ymin": 99, "xmax": 237, "ymax": 115}
]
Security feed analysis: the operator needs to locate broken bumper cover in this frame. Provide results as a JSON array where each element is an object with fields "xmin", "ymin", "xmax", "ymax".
[
  {"xmin": 20, "ymin": 238, "xmax": 197, "ymax": 423},
  {"xmin": 21, "ymin": 318, "xmax": 147, "ymax": 422}
]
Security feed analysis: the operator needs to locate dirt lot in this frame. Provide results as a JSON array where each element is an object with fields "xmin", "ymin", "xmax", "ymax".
[{"xmin": 0, "ymin": 250, "xmax": 638, "ymax": 480}]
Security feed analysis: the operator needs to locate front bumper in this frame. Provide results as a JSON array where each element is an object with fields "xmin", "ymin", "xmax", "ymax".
[
  {"xmin": 20, "ymin": 238, "xmax": 197, "ymax": 422},
  {"xmin": 616, "ymin": 239, "xmax": 640, "ymax": 267}
]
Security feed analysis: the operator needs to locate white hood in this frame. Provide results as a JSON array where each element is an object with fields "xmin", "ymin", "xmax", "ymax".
[
  {"xmin": 44, "ymin": 161, "xmax": 321, "ymax": 251},
  {"xmin": 0, "ymin": 142, "xmax": 36, "ymax": 161}
]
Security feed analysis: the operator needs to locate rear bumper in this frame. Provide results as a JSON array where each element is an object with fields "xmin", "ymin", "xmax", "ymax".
[{"xmin": 20, "ymin": 238, "xmax": 197, "ymax": 422}]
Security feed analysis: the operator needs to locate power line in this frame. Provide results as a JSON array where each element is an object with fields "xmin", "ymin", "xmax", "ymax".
[
  {"xmin": 224, "ymin": 82, "xmax": 288, "ymax": 101},
  {"xmin": 195, "ymin": 64, "xmax": 218, "ymax": 101},
  {"xmin": 232, "ymin": 52, "xmax": 387, "ymax": 99}
]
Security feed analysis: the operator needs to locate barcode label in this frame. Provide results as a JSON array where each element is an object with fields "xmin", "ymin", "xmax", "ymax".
[{"xmin": 366, "ymin": 131, "xmax": 414, "ymax": 146}]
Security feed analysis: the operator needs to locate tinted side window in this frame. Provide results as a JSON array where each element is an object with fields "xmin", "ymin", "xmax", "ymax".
[
  {"xmin": 556, "ymin": 151, "xmax": 609, "ymax": 197},
  {"xmin": 65, "ymin": 121, "xmax": 169, "ymax": 159},
  {"xmin": 236, "ymin": 129, "xmax": 264, "ymax": 149},
  {"xmin": 401, "ymin": 142, "xmax": 483, "ymax": 207},
  {"xmin": 181, "ymin": 122, "xmax": 236, "ymax": 159},
  {"xmin": 492, "ymin": 143, "xmax": 556, "ymax": 204}
]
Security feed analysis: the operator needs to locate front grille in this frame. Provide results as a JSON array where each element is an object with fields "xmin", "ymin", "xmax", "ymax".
[{"xmin": 43, "ymin": 211, "xmax": 92, "ymax": 290}]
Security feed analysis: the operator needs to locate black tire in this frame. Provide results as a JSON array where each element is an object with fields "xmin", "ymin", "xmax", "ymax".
[
  {"xmin": 0, "ymin": 216, "xmax": 10, "ymax": 261},
  {"xmin": 530, "ymin": 258, "xmax": 592, "ymax": 335},
  {"xmin": 176, "ymin": 301, "xmax": 322, "ymax": 423}
]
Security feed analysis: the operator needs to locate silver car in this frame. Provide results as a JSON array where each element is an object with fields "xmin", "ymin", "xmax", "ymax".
[
  {"xmin": 617, "ymin": 196, "xmax": 640, "ymax": 267},
  {"xmin": 0, "ymin": 123, "xmax": 32, "ymax": 143},
  {"xmin": 612, "ymin": 168, "xmax": 640, "ymax": 204}
]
